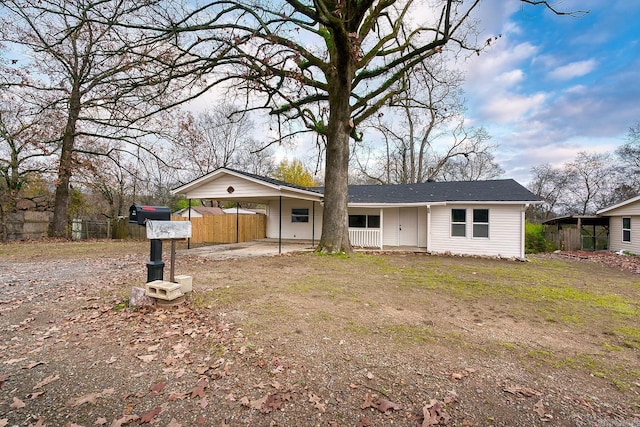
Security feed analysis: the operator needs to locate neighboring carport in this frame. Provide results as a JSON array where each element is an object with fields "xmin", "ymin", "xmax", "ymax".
[{"xmin": 542, "ymin": 215, "xmax": 610, "ymax": 251}]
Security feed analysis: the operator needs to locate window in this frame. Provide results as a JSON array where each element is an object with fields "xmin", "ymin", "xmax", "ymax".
[
  {"xmin": 291, "ymin": 208, "xmax": 309, "ymax": 223},
  {"xmin": 473, "ymin": 209, "xmax": 489, "ymax": 238},
  {"xmin": 623, "ymin": 217, "xmax": 631, "ymax": 242},
  {"xmin": 451, "ymin": 209, "xmax": 466, "ymax": 237},
  {"xmin": 349, "ymin": 215, "xmax": 380, "ymax": 228}
]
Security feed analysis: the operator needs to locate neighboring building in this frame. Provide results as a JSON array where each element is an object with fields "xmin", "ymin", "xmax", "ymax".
[
  {"xmin": 174, "ymin": 206, "xmax": 225, "ymax": 218},
  {"xmin": 597, "ymin": 195, "xmax": 640, "ymax": 254},
  {"xmin": 172, "ymin": 167, "xmax": 541, "ymax": 259},
  {"xmin": 222, "ymin": 207, "xmax": 266, "ymax": 215}
]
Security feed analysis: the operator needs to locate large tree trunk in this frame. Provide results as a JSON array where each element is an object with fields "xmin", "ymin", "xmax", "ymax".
[
  {"xmin": 317, "ymin": 36, "xmax": 354, "ymax": 254},
  {"xmin": 318, "ymin": 110, "xmax": 352, "ymax": 254},
  {"xmin": 50, "ymin": 88, "xmax": 81, "ymax": 238}
]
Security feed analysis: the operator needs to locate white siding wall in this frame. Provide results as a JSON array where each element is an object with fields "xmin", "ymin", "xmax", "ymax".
[
  {"xmin": 186, "ymin": 175, "xmax": 283, "ymax": 199},
  {"xmin": 602, "ymin": 203, "xmax": 640, "ymax": 217},
  {"xmin": 418, "ymin": 207, "xmax": 428, "ymax": 248},
  {"xmin": 608, "ymin": 216, "xmax": 640, "ymax": 254},
  {"xmin": 266, "ymin": 199, "xmax": 322, "ymax": 240},
  {"xmin": 429, "ymin": 204, "xmax": 524, "ymax": 258}
]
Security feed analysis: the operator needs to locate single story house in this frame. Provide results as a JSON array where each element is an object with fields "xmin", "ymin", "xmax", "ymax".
[
  {"xmin": 596, "ymin": 195, "xmax": 640, "ymax": 253},
  {"xmin": 172, "ymin": 167, "xmax": 541, "ymax": 259}
]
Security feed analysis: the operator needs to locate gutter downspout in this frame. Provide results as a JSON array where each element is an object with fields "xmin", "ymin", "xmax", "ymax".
[{"xmin": 521, "ymin": 204, "xmax": 529, "ymax": 259}]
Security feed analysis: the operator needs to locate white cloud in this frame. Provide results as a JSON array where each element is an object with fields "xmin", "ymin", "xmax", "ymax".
[
  {"xmin": 548, "ymin": 59, "xmax": 597, "ymax": 80},
  {"xmin": 481, "ymin": 92, "xmax": 547, "ymax": 124},
  {"xmin": 497, "ymin": 69, "xmax": 524, "ymax": 87}
]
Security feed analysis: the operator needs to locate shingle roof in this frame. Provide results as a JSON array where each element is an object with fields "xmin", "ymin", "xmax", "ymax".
[
  {"xmin": 315, "ymin": 179, "xmax": 539, "ymax": 204},
  {"xmin": 223, "ymin": 167, "xmax": 324, "ymax": 194},
  {"xmin": 176, "ymin": 168, "xmax": 538, "ymax": 204}
]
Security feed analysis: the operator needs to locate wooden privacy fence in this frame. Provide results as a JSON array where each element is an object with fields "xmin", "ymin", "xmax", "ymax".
[
  {"xmin": 172, "ymin": 214, "xmax": 266, "ymax": 244},
  {"xmin": 545, "ymin": 227, "xmax": 581, "ymax": 251}
]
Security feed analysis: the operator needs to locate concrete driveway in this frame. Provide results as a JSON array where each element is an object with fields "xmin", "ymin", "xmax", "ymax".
[{"xmin": 179, "ymin": 239, "xmax": 315, "ymax": 260}]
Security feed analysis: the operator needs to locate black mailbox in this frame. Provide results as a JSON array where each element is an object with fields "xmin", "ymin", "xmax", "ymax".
[{"xmin": 129, "ymin": 205, "xmax": 171, "ymax": 225}]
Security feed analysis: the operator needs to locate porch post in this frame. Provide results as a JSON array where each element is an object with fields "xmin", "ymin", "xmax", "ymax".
[
  {"xmin": 578, "ymin": 217, "xmax": 582, "ymax": 250},
  {"xmin": 379, "ymin": 208, "xmax": 384, "ymax": 250},
  {"xmin": 312, "ymin": 201, "xmax": 315, "ymax": 247},
  {"xmin": 426, "ymin": 205, "xmax": 431, "ymax": 253},
  {"xmin": 236, "ymin": 204, "xmax": 239, "ymax": 243},
  {"xmin": 278, "ymin": 196, "xmax": 282, "ymax": 254}
]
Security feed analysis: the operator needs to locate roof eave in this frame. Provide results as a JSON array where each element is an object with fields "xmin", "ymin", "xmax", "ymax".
[{"xmin": 597, "ymin": 194, "xmax": 640, "ymax": 215}]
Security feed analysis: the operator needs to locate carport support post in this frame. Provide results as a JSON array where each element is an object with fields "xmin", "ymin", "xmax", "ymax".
[
  {"xmin": 147, "ymin": 239, "xmax": 165, "ymax": 282},
  {"xmin": 278, "ymin": 196, "xmax": 282, "ymax": 254},
  {"xmin": 187, "ymin": 198, "xmax": 191, "ymax": 249}
]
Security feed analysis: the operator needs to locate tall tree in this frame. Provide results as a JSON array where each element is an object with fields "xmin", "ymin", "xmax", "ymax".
[
  {"xmin": 0, "ymin": 0, "xmax": 184, "ymax": 237},
  {"xmin": 615, "ymin": 122, "xmax": 640, "ymax": 192},
  {"xmin": 527, "ymin": 163, "xmax": 570, "ymax": 220},
  {"xmin": 138, "ymin": 0, "xmax": 488, "ymax": 253},
  {"xmin": 118, "ymin": 0, "xmax": 586, "ymax": 253},
  {"xmin": 0, "ymin": 87, "xmax": 60, "ymax": 238},
  {"xmin": 172, "ymin": 105, "xmax": 273, "ymax": 181},
  {"xmin": 352, "ymin": 58, "xmax": 502, "ymax": 184},
  {"xmin": 563, "ymin": 152, "xmax": 618, "ymax": 215},
  {"xmin": 529, "ymin": 153, "xmax": 620, "ymax": 217},
  {"xmin": 273, "ymin": 159, "xmax": 318, "ymax": 187}
]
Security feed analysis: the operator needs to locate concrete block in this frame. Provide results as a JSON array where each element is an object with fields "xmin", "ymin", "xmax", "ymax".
[
  {"xmin": 145, "ymin": 280, "xmax": 183, "ymax": 301},
  {"xmin": 174, "ymin": 275, "xmax": 193, "ymax": 293}
]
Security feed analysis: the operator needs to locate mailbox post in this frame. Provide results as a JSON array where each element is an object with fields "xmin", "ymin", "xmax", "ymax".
[{"xmin": 129, "ymin": 205, "xmax": 171, "ymax": 282}]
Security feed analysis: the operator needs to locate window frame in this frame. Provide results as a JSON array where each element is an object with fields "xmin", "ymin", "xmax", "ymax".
[
  {"xmin": 472, "ymin": 208, "xmax": 490, "ymax": 238},
  {"xmin": 622, "ymin": 217, "xmax": 631, "ymax": 243},
  {"xmin": 291, "ymin": 208, "xmax": 309, "ymax": 223},
  {"xmin": 348, "ymin": 214, "xmax": 380, "ymax": 229},
  {"xmin": 451, "ymin": 208, "xmax": 466, "ymax": 237}
]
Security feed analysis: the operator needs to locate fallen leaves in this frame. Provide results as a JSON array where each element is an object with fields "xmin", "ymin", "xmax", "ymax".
[
  {"xmin": 0, "ymin": 374, "xmax": 8, "ymax": 388},
  {"xmin": 66, "ymin": 388, "xmax": 115, "ymax": 407},
  {"xmin": 503, "ymin": 385, "xmax": 542, "ymax": 398},
  {"xmin": 10, "ymin": 397, "xmax": 25, "ymax": 409},
  {"xmin": 190, "ymin": 378, "xmax": 208, "ymax": 399},
  {"xmin": 140, "ymin": 406, "xmax": 162, "ymax": 424},
  {"xmin": 421, "ymin": 399, "xmax": 450, "ymax": 426},
  {"xmin": 136, "ymin": 354, "xmax": 156, "ymax": 363},
  {"xmin": 33, "ymin": 374, "xmax": 59, "ymax": 389}
]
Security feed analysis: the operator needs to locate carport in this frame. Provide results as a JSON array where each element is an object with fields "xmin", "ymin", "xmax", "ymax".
[
  {"xmin": 543, "ymin": 215, "xmax": 609, "ymax": 251},
  {"xmin": 171, "ymin": 168, "xmax": 323, "ymax": 253}
]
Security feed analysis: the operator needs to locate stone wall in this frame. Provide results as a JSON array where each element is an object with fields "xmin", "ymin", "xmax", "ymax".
[{"xmin": 4, "ymin": 211, "xmax": 51, "ymax": 240}]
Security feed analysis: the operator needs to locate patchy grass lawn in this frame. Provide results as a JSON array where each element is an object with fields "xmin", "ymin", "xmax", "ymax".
[{"xmin": 1, "ymin": 240, "xmax": 639, "ymax": 426}]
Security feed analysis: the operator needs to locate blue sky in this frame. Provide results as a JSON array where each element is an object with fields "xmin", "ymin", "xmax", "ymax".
[{"xmin": 462, "ymin": 0, "xmax": 640, "ymax": 183}]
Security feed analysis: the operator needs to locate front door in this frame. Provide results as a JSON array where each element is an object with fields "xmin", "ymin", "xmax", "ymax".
[{"xmin": 399, "ymin": 208, "xmax": 418, "ymax": 246}]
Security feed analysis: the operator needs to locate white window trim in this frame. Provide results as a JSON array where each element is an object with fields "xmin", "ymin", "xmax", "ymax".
[
  {"xmin": 622, "ymin": 217, "xmax": 631, "ymax": 243},
  {"xmin": 451, "ymin": 208, "xmax": 466, "ymax": 238},
  {"xmin": 291, "ymin": 208, "xmax": 309, "ymax": 223},
  {"xmin": 472, "ymin": 209, "xmax": 490, "ymax": 239}
]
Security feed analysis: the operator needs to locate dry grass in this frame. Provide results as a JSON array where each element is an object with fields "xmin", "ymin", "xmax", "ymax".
[{"xmin": 2, "ymin": 240, "xmax": 640, "ymax": 425}]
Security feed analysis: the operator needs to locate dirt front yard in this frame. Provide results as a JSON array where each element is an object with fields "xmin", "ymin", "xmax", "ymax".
[{"xmin": 1, "ymin": 241, "xmax": 639, "ymax": 427}]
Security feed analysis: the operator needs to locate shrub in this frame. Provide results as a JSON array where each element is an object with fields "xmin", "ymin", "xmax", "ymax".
[{"xmin": 525, "ymin": 221, "xmax": 556, "ymax": 253}]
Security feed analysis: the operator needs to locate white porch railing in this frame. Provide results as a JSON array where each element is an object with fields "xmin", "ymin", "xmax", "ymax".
[{"xmin": 349, "ymin": 228, "xmax": 382, "ymax": 248}]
